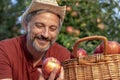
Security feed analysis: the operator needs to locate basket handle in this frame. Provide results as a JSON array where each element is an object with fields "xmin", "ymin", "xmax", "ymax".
[{"xmin": 72, "ymin": 36, "xmax": 108, "ymax": 58}]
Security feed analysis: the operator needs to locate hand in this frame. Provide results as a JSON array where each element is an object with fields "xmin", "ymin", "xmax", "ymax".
[
  {"xmin": 37, "ymin": 68, "xmax": 45, "ymax": 80},
  {"xmin": 56, "ymin": 67, "xmax": 64, "ymax": 80},
  {"xmin": 38, "ymin": 67, "xmax": 64, "ymax": 80}
]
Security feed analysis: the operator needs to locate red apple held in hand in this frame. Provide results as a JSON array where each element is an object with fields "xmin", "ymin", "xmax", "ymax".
[
  {"xmin": 94, "ymin": 41, "xmax": 120, "ymax": 54},
  {"xmin": 77, "ymin": 48, "xmax": 87, "ymax": 57},
  {"xmin": 42, "ymin": 57, "xmax": 61, "ymax": 79}
]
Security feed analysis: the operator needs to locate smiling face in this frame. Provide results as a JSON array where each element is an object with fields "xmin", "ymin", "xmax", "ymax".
[{"xmin": 26, "ymin": 12, "xmax": 60, "ymax": 53}]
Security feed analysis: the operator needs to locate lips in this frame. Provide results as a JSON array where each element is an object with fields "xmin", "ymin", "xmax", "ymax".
[{"xmin": 35, "ymin": 38, "xmax": 49, "ymax": 46}]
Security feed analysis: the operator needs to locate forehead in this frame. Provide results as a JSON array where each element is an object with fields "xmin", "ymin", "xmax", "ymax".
[
  {"xmin": 29, "ymin": 11, "xmax": 60, "ymax": 27},
  {"xmin": 34, "ymin": 11, "xmax": 59, "ymax": 19},
  {"xmin": 27, "ymin": 10, "xmax": 60, "ymax": 20},
  {"xmin": 26, "ymin": 10, "xmax": 61, "ymax": 24}
]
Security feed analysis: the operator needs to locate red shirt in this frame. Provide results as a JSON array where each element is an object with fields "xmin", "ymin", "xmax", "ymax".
[{"xmin": 0, "ymin": 35, "xmax": 71, "ymax": 80}]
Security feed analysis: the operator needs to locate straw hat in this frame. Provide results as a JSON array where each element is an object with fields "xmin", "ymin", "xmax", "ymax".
[{"xmin": 21, "ymin": 0, "xmax": 66, "ymax": 27}]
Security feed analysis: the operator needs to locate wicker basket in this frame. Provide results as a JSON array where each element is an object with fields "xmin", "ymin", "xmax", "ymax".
[{"xmin": 62, "ymin": 36, "xmax": 120, "ymax": 80}]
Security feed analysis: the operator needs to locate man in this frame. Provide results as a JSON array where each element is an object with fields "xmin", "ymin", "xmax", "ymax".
[{"xmin": 0, "ymin": 0, "xmax": 71, "ymax": 80}]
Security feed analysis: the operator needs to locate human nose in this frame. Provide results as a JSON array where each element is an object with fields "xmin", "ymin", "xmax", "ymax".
[{"xmin": 41, "ymin": 28, "xmax": 49, "ymax": 38}]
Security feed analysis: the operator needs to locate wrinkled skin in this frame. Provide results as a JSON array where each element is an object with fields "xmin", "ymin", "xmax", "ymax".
[{"xmin": 26, "ymin": 12, "xmax": 60, "ymax": 54}]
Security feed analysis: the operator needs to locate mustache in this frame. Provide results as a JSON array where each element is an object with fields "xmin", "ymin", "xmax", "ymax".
[{"xmin": 34, "ymin": 35, "xmax": 51, "ymax": 41}]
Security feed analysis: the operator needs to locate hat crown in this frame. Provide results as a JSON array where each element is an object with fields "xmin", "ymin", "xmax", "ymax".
[
  {"xmin": 21, "ymin": 0, "xmax": 66, "ymax": 27},
  {"xmin": 35, "ymin": 0, "xmax": 58, "ymax": 6}
]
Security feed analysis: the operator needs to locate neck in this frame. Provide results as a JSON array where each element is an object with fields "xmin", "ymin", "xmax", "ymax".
[
  {"xmin": 33, "ymin": 51, "xmax": 46, "ymax": 67},
  {"xmin": 26, "ymin": 42, "xmax": 46, "ymax": 67},
  {"xmin": 33, "ymin": 51, "xmax": 46, "ymax": 62}
]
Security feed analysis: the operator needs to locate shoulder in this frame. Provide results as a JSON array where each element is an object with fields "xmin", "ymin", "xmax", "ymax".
[
  {"xmin": 0, "ymin": 35, "xmax": 26, "ymax": 48},
  {"xmin": 0, "ymin": 35, "xmax": 26, "ymax": 58},
  {"xmin": 0, "ymin": 35, "xmax": 26, "ymax": 64}
]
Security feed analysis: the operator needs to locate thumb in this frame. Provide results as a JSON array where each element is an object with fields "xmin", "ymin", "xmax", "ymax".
[
  {"xmin": 37, "ymin": 68, "xmax": 45, "ymax": 80},
  {"xmin": 56, "ymin": 67, "xmax": 64, "ymax": 80}
]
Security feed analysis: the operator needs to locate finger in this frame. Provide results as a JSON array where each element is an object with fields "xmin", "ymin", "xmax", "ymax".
[
  {"xmin": 37, "ymin": 68, "xmax": 45, "ymax": 80},
  {"xmin": 59, "ymin": 67, "xmax": 64, "ymax": 79},
  {"xmin": 56, "ymin": 67, "xmax": 64, "ymax": 80},
  {"xmin": 37, "ymin": 68, "xmax": 42, "ymax": 74},
  {"xmin": 48, "ymin": 68, "xmax": 57, "ymax": 80}
]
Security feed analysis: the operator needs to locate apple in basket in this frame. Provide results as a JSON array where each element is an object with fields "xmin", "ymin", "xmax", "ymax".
[
  {"xmin": 94, "ymin": 41, "xmax": 120, "ymax": 54},
  {"xmin": 71, "ymin": 48, "xmax": 87, "ymax": 58},
  {"xmin": 42, "ymin": 57, "xmax": 61, "ymax": 79},
  {"xmin": 94, "ymin": 45, "xmax": 102, "ymax": 54},
  {"xmin": 77, "ymin": 48, "xmax": 87, "ymax": 57}
]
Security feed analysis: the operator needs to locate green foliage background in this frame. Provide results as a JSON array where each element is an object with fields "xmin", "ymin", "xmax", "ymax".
[{"xmin": 0, "ymin": 0, "xmax": 120, "ymax": 54}]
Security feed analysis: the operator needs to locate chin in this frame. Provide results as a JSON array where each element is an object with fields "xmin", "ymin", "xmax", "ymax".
[
  {"xmin": 33, "ymin": 41, "xmax": 51, "ymax": 52},
  {"xmin": 33, "ymin": 38, "xmax": 56, "ymax": 52}
]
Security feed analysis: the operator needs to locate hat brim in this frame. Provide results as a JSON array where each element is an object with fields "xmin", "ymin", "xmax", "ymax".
[{"xmin": 21, "ymin": 1, "xmax": 66, "ymax": 27}]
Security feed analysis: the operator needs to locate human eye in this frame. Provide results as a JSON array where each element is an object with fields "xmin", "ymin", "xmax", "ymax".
[
  {"xmin": 50, "ymin": 26, "xmax": 58, "ymax": 31},
  {"xmin": 35, "ymin": 23, "xmax": 44, "ymax": 29}
]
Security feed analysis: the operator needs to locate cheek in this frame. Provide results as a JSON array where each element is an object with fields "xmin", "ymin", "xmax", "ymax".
[
  {"xmin": 27, "ymin": 27, "xmax": 39, "ymax": 39},
  {"xmin": 51, "ymin": 31, "xmax": 59, "ymax": 39}
]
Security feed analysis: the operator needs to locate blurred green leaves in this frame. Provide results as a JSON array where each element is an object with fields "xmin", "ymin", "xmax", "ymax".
[{"xmin": 0, "ymin": 0, "xmax": 120, "ymax": 54}]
